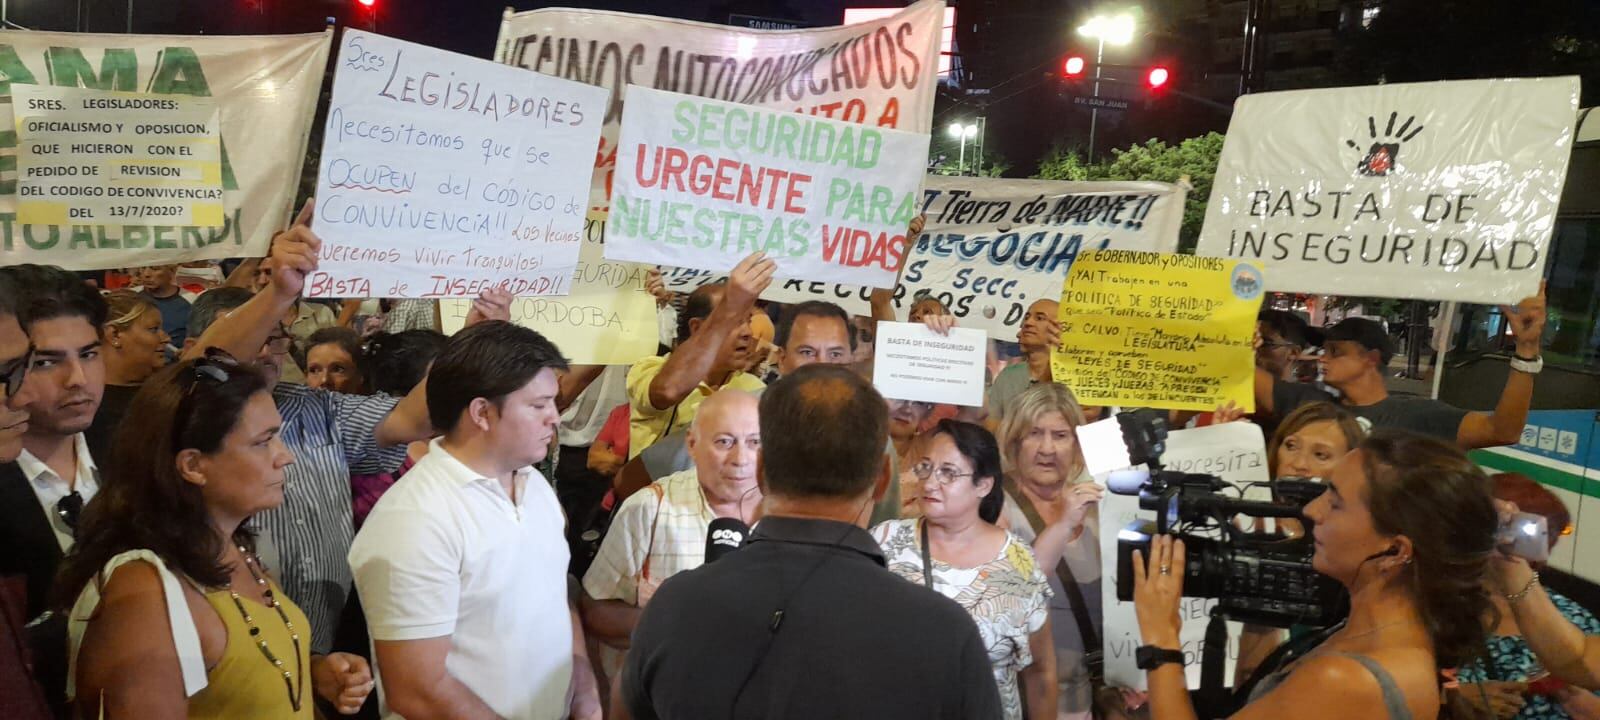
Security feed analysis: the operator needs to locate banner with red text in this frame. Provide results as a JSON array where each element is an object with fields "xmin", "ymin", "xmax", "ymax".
[
  {"xmin": 0, "ymin": 30, "xmax": 330, "ymax": 269},
  {"xmin": 604, "ymin": 86, "xmax": 927, "ymax": 288}
]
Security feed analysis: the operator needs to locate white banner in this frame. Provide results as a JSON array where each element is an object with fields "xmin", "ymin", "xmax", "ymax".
[
  {"xmin": 0, "ymin": 29, "xmax": 331, "ymax": 269},
  {"xmin": 1196, "ymin": 77, "xmax": 1580, "ymax": 304},
  {"xmin": 1098, "ymin": 421, "xmax": 1271, "ymax": 689},
  {"xmin": 495, "ymin": 0, "xmax": 944, "ymax": 216},
  {"xmin": 307, "ymin": 30, "xmax": 607, "ymax": 299},
  {"xmin": 605, "ymin": 86, "xmax": 928, "ymax": 288}
]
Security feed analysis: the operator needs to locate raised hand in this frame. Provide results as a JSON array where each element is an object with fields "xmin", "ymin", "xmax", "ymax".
[
  {"xmin": 465, "ymin": 287, "xmax": 513, "ymax": 326},
  {"xmin": 725, "ymin": 252, "xmax": 777, "ymax": 311},
  {"xmin": 269, "ymin": 199, "xmax": 320, "ymax": 298},
  {"xmin": 1502, "ymin": 281, "xmax": 1547, "ymax": 356}
]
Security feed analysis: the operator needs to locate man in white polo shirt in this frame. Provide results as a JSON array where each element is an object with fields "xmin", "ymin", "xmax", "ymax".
[{"xmin": 350, "ymin": 321, "xmax": 601, "ymax": 720}]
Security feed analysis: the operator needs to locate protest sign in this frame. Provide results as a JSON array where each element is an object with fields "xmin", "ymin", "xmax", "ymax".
[
  {"xmin": 1097, "ymin": 421, "xmax": 1272, "ymax": 689},
  {"xmin": 496, "ymin": 0, "xmax": 944, "ymax": 216},
  {"xmin": 15, "ymin": 86, "xmax": 223, "ymax": 228},
  {"xmin": 0, "ymin": 29, "xmax": 330, "ymax": 269},
  {"xmin": 440, "ymin": 221, "xmax": 659, "ymax": 365},
  {"xmin": 872, "ymin": 321, "xmax": 987, "ymax": 407},
  {"xmin": 1196, "ymin": 77, "xmax": 1580, "ymax": 304},
  {"xmin": 307, "ymin": 30, "xmax": 608, "ymax": 299},
  {"xmin": 1051, "ymin": 250, "xmax": 1263, "ymax": 413},
  {"xmin": 603, "ymin": 85, "xmax": 929, "ymax": 288}
]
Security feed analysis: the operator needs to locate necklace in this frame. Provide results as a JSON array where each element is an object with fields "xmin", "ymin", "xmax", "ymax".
[{"xmin": 226, "ymin": 545, "xmax": 305, "ymax": 712}]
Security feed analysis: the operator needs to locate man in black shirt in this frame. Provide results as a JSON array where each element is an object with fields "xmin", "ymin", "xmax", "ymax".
[
  {"xmin": 1254, "ymin": 287, "xmax": 1545, "ymax": 449},
  {"xmin": 617, "ymin": 364, "xmax": 1001, "ymax": 720}
]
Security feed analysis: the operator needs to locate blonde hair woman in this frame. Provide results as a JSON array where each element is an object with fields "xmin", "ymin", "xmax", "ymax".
[{"xmin": 87, "ymin": 291, "xmax": 171, "ymax": 462}]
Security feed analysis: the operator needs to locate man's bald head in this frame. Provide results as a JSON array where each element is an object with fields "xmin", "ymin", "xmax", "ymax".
[
  {"xmin": 689, "ymin": 389, "xmax": 762, "ymax": 502},
  {"xmin": 758, "ymin": 364, "xmax": 888, "ymax": 499}
]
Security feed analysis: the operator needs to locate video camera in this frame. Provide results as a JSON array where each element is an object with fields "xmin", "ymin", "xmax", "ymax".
[{"xmin": 1111, "ymin": 409, "xmax": 1344, "ymax": 629}]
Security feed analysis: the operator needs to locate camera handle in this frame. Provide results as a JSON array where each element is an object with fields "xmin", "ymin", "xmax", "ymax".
[{"xmin": 1196, "ymin": 609, "xmax": 1231, "ymax": 720}]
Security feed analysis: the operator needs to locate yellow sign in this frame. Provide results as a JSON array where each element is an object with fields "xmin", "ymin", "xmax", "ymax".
[
  {"xmin": 14, "ymin": 85, "xmax": 225, "ymax": 228},
  {"xmin": 441, "ymin": 220, "xmax": 660, "ymax": 366},
  {"xmin": 1050, "ymin": 250, "xmax": 1264, "ymax": 412}
]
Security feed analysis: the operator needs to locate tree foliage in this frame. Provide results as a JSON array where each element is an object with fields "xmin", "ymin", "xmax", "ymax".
[{"xmin": 1033, "ymin": 132, "xmax": 1226, "ymax": 252}]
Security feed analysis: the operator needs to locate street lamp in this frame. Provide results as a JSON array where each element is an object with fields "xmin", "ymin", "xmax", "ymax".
[
  {"xmin": 948, "ymin": 122, "xmax": 978, "ymax": 175},
  {"xmin": 1077, "ymin": 13, "xmax": 1135, "ymax": 162}
]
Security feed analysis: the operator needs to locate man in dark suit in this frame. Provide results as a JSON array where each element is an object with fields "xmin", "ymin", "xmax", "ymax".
[
  {"xmin": 0, "ymin": 265, "xmax": 109, "ymax": 716},
  {"xmin": 0, "ymin": 276, "xmax": 51, "ymax": 719}
]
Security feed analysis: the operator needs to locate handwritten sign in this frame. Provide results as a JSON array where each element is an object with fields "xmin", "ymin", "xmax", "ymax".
[
  {"xmin": 656, "ymin": 263, "xmax": 873, "ymax": 315},
  {"xmin": 0, "ymin": 30, "xmax": 330, "ymax": 269},
  {"xmin": 307, "ymin": 30, "xmax": 608, "ymax": 299},
  {"xmin": 604, "ymin": 85, "xmax": 930, "ymax": 289},
  {"xmin": 1097, "ymin": 421, "xmax": 1272, "ymax": 689},
  {"xmin": 14, "ymin": 86, "xmax": 224, "ymax": 228},
  {"xmin": 1050, "ymin": 250, "xmax": 1263, "ymax": 413},
  {"xmin": 1196, "ymin": 77, "xmax": 1579, "ymax": 304},
  {"xmin": 872, "ymin": 321, "xmax": 987, "ymax": 407},
  {"xmin": 440, "ymin": 218, "xmax": 659, "ymax": 365}
]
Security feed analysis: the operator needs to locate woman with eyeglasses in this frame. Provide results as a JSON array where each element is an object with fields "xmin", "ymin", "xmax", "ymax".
[
  {"xmin": 872, "ymin": 419, "xmax": 1057, "ymax": 720},
  {"xmin": 54, "ymin": 354, "xmax": 374, "ymax": 718}
]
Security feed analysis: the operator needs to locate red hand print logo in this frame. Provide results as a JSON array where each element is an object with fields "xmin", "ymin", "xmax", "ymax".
[{"xmin": 1347, "ymin": 111, "xmax": 1424, "ymax": 177}]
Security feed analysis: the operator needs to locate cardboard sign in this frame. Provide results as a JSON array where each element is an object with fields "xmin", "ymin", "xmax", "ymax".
[
  {"xmin": 1097, "ymin": 421, "xmax": 1272, "ymax": 689},
  {"xmin": 1196, "ymin": 77, "xmax": 1580, "ymax": 304},
  {"xmin": 15, "ymin": 86, "xmax": 224, "ymax": 228},
  {"xmin": 307, "ymin": 30, "xmax": 609, "ymax": 299},
  {"xmin": 872, "ymin": 321, "xmax": 987, "ymax": 407},
  {"xmin": 655, "ymin": 263, "xmax": 873, "ymax": 315},
  {"xmin": 604, "ymin": 86, "xmax": 929, "ymax": 289},
  {"xmin": 440, "ymin": 220, "xmax": 659, "ymax": 365},
  {"xmin": 1050, "ymin": 250, "xmax": 1263, "ymax": 413},
  {"xmin": 0, "ymin": 30, "xmax": 330, "ymax": 268}
]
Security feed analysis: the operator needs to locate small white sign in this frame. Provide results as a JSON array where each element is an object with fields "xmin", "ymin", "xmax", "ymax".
[
  {"xmin": 1076, "ymin": 417, "xmax": 1134, "ymax": 477},
  {"xmin": 870, "ymin": 321, "xmax": 986, "ymax": 407}
]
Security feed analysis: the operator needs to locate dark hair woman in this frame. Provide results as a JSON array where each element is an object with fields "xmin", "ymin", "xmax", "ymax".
[
  {"xmin": 872, "ymin": 419, "xmax": 1057, "ymax": 720},
  {"xmin": 1134, "ymin": 429, "xmax": 1499, "ymax": 720},
  {"xmin": 56, "ymin": 354, "xmax": 374, "ymax": 719},
  {"xmin": 301, "ymin": 327, "xmax": 367, "ymax": 395}
]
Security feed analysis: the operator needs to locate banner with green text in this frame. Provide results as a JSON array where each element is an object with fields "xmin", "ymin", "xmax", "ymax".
[
  {"xmin": 605, "ymin": 85, "xmax": 928, "ymax": 288},
  {"xmin": 0, "ymin": 30, "xmax": 331, "ymax": 270}
]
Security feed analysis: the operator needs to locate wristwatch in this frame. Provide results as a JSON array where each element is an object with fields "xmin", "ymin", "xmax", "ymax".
[
  {"xmin": 1136, "ymin": 645, "xmax": 1186, "ymax": 670},
  {"xmin": 1509, "ymin": 353, "xmax": 1544, "ymax": 375}
]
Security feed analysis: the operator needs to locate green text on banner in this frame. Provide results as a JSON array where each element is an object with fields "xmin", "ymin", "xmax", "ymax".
[
  {"xmin": 307, "ymin": 30, "xmax": 609, "ymax": 299},
  {"xmin": 1196, "ymin": 77, "xmax": 1579, "ymax": 304},
  {"xmin": 0, "ymin": 29, "xmax": 331, "ymax": 269},
  {"xmin": 604, "ymin": 85, "xmax": 929, "ymax": 289}
]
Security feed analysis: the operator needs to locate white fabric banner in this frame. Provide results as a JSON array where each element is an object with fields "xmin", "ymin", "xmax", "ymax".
[
  {"xmin": 307, "ymin": 30, "xmax": 608, "ymax": 299},
  {"xmin": 0, "ymin": 29, "xmax": 331, "ymax": 269},
  {"xmin": 1196, "ymin": 77, "xmax": 1580, "ymax": 304},
  {"xmin": 1098, "ymin": 421, "xmax": 1272, "ymax": 690},
  {"xmin": 604, "ymin": 85, "xmax": 928, "ymax": 289}
]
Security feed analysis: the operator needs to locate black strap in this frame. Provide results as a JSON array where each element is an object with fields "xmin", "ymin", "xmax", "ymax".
[
  {"xmin": 919, "ymin": 519, "xmax": 935, "ymax": 590},
  {"xmin": 1008, "ymin": 480, "xmax": 1101, "ymax": 652}
]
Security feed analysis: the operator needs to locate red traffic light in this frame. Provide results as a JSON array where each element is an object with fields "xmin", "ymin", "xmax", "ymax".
[
  {"xmin": 1146, "ymin": 66, "xmax": 1171, "ymax": 90},
  {"xmin": 1062, "ymin": 55, "xmax": 1086, "ymax": 78},
  {"xmin": 356, "ymin": 0, "xmax": 376, "ymax": 7}
]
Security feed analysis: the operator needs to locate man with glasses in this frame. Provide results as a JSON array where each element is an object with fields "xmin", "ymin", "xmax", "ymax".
[{"xmin": 0, "ymin": 264, "xmax": 108, "ymax": 713}]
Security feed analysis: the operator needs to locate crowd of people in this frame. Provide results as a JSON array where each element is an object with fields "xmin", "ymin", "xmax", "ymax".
[{"xmin": 0, "ymin": 197, "xmax": 1594, "ymax": 720}]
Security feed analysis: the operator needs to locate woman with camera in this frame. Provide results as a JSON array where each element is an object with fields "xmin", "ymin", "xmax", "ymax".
[{"xmin": 1133, "ymin": 429, "xmax": 1499, "ymax": 720}]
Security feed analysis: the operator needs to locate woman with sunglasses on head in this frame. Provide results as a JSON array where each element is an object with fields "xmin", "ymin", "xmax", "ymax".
[
  {"xmin": 1133, "ymin": 429, "xmax": 1499, "ymax": 720},
  {"xmin": 55, "ymin": 354, "xmax": 374, "ymax": 718},
  {"xmin": 872, "ymin": 419, "xmax": 1057, "ymax": 720}
]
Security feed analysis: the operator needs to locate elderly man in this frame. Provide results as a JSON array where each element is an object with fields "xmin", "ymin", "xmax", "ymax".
[{"xmin": 581, "ymin": 389, "xmax": 761, "ymax": 680}]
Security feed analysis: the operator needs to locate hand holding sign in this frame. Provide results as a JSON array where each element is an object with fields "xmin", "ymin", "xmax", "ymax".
[
  {"xmin": 465, "ymin": 288, "xmax": 513, "ymax": 327},
  {"xmin": 1503, "ymin": 281, "xmax": 1548, "ymax": 357},
  {"xmin": 270, "ymin": 199, "xmax": 321, "ymax": 299},
  {"xmin": 726, "ymin": 252, "xmax": 778, "ymax": 313}
]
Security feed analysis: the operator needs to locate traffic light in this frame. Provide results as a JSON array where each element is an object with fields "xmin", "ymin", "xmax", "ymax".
[
  {"xmin": 1061, "ymin": 55, "xmax": 1087, "ymax": 79},
  {"xmin": 356, "ymin": 0, "xmax": 375, "ymax": 7},
  {"xmin": 1146, "ymin": 66, "xmax": 1171, "ymax": 91}
]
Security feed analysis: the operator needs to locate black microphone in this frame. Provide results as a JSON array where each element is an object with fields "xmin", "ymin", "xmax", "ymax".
[{"xmin": 704, "ymin": 517, "xmax": 750, "ymax": 563}]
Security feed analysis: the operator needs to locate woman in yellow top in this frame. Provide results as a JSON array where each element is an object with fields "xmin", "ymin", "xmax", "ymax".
[{"xmin": 55, "ymin": 352, "xmax": 374, "ymax": 718}]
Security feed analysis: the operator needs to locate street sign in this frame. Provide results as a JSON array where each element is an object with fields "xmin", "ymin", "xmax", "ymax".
[{"xmin": 1073, "ymin": 95, "xmax": 1130, "ymax": 110}]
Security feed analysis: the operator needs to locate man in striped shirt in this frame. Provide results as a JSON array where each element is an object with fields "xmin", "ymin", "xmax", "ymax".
[{"xmin": 183, "ymin": 201, "xmax": 496, "ymax": 653}]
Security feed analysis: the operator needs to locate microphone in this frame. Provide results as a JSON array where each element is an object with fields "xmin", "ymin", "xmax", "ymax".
[
  {"xmin": 704, "ymin": 517, "xmax": 750, "ymax": 563},
  {"xmin": 1106, "ymin": 468, "xmax": 1150, "ymax": 496}
]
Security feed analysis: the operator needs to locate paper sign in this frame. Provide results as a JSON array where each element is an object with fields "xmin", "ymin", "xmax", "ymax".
[
  {"xmin": 14, "ymin": 86, "xmax": 224, "ymax": 228},
  {"xmin": 1076, "ymin": 417, "xmax": 1134, "ymax": 478},
  {"xmin": 1196, "ymin": 77, "xmax": 1580, "ymax": 304},
  {"xmin": 1051, "ymin": 251, "xmax": 1263, "ymax": 412},
  {"xmin": 871, "ymin": 321, "xmax": 987, "ymax": 407},
  {"xmin": 604, "ymin": 85, "xmax": 931, "ymax": 289},
  {"xmin": 440, "ymin": 220, "xmax": 659, "ymax": 365},
  {"xmin": 1098, "ymin": 421, "xmax": 1271, "ymax": 689},
  {"xmin": 656, "ymin": 263, "xmax": 872, "ymax": 316},
  {"xmin": 306, "ymin": 30, "xmax": 609, "ymax": 299},
  {"xmin": 0, "ymin": 30, "xmax": 331, "ymax": 269}
]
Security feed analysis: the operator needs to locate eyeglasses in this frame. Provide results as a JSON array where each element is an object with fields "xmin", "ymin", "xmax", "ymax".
[
  {"xmin": 911, "ymin": 461, "xmax": 974, "ymax": 486},
  {"xmin": 888, "ymin": 398, "xmax": 933, "ymax": 411},
  {"xmin": 1, "ymin": 351, "xmax": 28, "ymax": 398},
  {"xmin": 56, "ymin": 490, "xmax": 83, "ymax": 532}
]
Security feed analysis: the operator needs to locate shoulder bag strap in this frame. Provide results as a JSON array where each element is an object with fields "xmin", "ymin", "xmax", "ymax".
[
  {"xmin": 919, "ymin": 519, "xmax": 935, "ymax": 590},
  {"xmin": 1008, "ymin": 479, "xmax": 1101, "ymax": 651},
  {"xmin": 638, "ymin": 484, "xmax": 667, "ymax": 582}
]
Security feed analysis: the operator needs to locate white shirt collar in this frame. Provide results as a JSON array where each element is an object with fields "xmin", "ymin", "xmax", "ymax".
[
  {"xmin": 426, "ymin": 438, "xmax": 534, "ymax": 506},
  {"xmin": 16, "ymin": 433, "xmax": 99, "ymax": 489}
]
